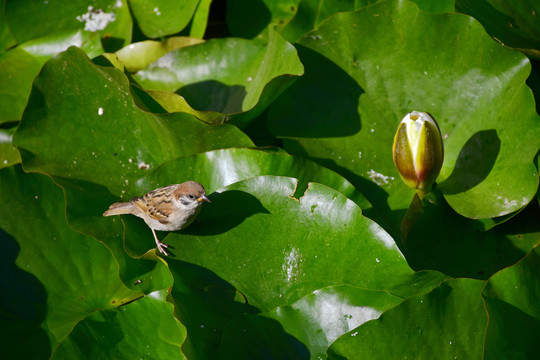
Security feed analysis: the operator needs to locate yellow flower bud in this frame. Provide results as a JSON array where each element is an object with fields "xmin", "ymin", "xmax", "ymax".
[{"xmin": 392, "ymin": 111, "xmax": 444, "ymax": 196}]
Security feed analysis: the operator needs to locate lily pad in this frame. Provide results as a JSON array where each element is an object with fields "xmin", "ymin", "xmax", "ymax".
[
  {"xmin": 190, "ymin": 0, "xmax": 212, "ymax": 39},
  {"xmin": 12, "ymin": 46, "xmax": 252, "ymax": 290},
  {"xmin": 258, "ymin": 285, "xmax": 403, "ymax": 359},
  {"xmin": 13, "ymin": 46, "xmax": 253, "ymax": 195},
  {"xmin": 52, "ymin": 290, "xmax": 187, "ymax": 359},
  {"xmin": 0, "ymin": 127, "xmax": 21, "ymax": 169},
  {"xmin": 482, "ymin": 245, "xmax": 540, "ymax": 358},
  {"xmin": 268, "ymin": 0, "xmax": 540, "ymax": 232},
  {"xmin": 0, "ymin": 48, "xmax": 42, "ymax": 123},
  {"xmin": 0, "ymin": 165, "xmax": 142, "ymax": 359},
  {"xmin": 0, "ymin": 0, "xmax": 15, "ymax": 51},
  {"xmin": 133, "ymin": 29, "xmax": 304, "ymax": 126},
  {"xmin": 5, "ymin": 0, "xmax": 131, "ymax": 48},
  {"xmin": 226, "ymin": 0, "xmax": 300, "ymax": 39},
  {"xmin": 129, "ymin": 0, "xmax": 198, "ymax": 38},
  {"xmin": 226, "ymin": 0, "xmax": 455, "ymax": 42},
  {"xmin": 328, "ymin": 278, "xmax": 487, "ymax": 359},
  {"xmin": 163, "ymin": 175, "xmax": 446, "ymax": 357},
  {"xmin": 115, "ymin": 37, "xmax": 204, "ymax": 72},
  {"xmin": 405, "ymin": 189, "xmax": 540, "ymax": 278},
  {"xmin": 456, "ymin": 0, "xmax": 540, "ymax": 59}
]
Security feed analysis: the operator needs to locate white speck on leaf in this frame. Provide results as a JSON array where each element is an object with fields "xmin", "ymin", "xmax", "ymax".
[
  {"xmin": 283, "ymin": 247, "xmax": 301, "ymax": 282},
  {"xmin": 138, "ymin": 162, "xmax": 150, "ymax": 170},
  {"xmin": 76, "ymin": 6, "xmax": 117, "ymax": 32},
  {"xmin": 367, "ymin": 169, "xmax": 394, "ymax": 186},
  {"xmin": 98, "ymin": 107, "xmax": 104, "ymax": 115}
]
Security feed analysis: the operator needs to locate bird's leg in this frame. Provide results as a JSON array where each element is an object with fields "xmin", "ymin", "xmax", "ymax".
[{"xmin": 151, "ymin": 228, "xmax": 169, "ymax": 256}]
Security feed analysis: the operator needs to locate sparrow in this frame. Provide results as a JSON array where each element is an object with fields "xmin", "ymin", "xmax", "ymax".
[{"xmin": 103, "ymin": 181, "xmax": 211, "ymax": 256}]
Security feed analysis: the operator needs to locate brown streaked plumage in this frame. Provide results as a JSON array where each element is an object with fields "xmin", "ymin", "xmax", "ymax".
[{"xmin": 103, "ymin": 181, "xmax": 210, "ymax": 255}]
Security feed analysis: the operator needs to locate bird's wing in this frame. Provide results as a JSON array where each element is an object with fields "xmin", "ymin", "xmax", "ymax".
[{"xmin": 132, "ymin": 185, "xmax": 177, "ymax": 224}]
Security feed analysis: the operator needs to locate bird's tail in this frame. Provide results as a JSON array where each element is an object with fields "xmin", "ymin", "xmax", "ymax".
[{"xmin": 103, "ymin": 202, "xmax": 135, "ymax": 216}]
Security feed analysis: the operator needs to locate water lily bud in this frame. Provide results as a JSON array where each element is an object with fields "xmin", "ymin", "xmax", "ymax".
[{"xmin": 392, "ymin": 111, "xmax": 444, "ymax": 196}]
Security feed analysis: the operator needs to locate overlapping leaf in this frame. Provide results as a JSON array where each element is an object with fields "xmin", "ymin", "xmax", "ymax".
[
  {"xmin": 456, "ymin": 0, "xmax": 540, "ymax": 59},
  {"xmin": 1, "ymin": 0, "xmax": 540, "ymax": 358},
  {"xmin": 327, "ymin": 278, "xmax": 487, "ymax": 359},
  {"xmin": 133, "ymin": 29, "xmax": 304, "ymax": 126},
  {"xmin": 5, "ymin": 0, "xmax": 131, "ymax": 47},
  {"xmin": 227, "ymin": 0, "xmax": 455, "ymax": 42},
  {"xmin": 0, "ymin": 127, "xmax": 21, "ymax": 169},
  {"xmin": 405, "ymin": 189, "xmax": 540, "ymax": 278},
  {"xmin": 0, "ymin": 48, "xmax": 42, "ymax": 123},
  {"xmin": 163, "ymin": 175, "xmax": 446, "ymax": 358},
  {"xmin": 129, "ymin": 0, "xmax": 198, "ymax": 38},
  {"xmin": 0, "ymin": 166, "xmax": 142, "ymax": 359},
  {"xmin": 482, "ymin": 245, "xmax": 540, "ymax": 358},
  {"xmin": 226, "ymin": 285, "xmax": 403, "ymax": 359},
  {"xmin": 12, "ymin": 46, "xmax": 253, "ymax": 291},
  {"xmin": 267, "ymin": 0, "xmax": 540, "ymax": 254},
  {"xmin": 52, "ymin": 290, "xmax": 187, "ymax": 360}
]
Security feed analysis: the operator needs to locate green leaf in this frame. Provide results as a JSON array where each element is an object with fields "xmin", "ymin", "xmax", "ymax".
[
  {"xmin": 405, "ymin": 189, "xmax": 540, "ymax": 278},
  {"xmin": 482, "ymin": 246, "xmax": 540, "ymax": 358},
  {"xmin": 13, "ymin": 46, "xmax": 253, "ymax": 194},
  {"xmin": 115, "ymin": 37, "xmax": 204, "ymax": 73},
  {"xmin": 262, "ymin": 285, "xmax": 403, "ymax": 359},
  {"xmin": 12, "ymin": 46, "xmax": 252, "ymax": 290},
  {"xmin": 170, "ymin": 176, "xmax": 446, "ymax": 307},
  {"xmin": 226, "ymin": 0, "xmax": 454, "ymax": 42},
  {"xmin": 164, "ymin": 176, "xmax": 445, "ymax": 358},
  {"xmin": 190, "ymin": 0, "xmax": 212, "ymax": 38},
  {"xmin": 133, "ymin": 29, "xmax": 304, "ymax": 126},
  {"xmin": 227, "ymin": 0, "xmax": 300, "ymax": 39},
  {"xmin": 5, "ymin": 0, "xmax": 131, "ymax": 48},
  {"xmin": 410, "ymin": 0, "xmax": 454, "ymax": 13},
  {"xmin": 268, "ymin": 0, "xmax": 540, "ymax": 231},
  {"xmin": 218, "ymin": 314, "xmax": 310, "ymax": 359},
  {"xmin": 52, "ymin": 290, "xmax": 187, "ymax": 359},
  {"xmin": 218, "ymin": 285, "xmax": 403, "ymax": 359},
  {"xmin": 0, "ymin": 0, "xmax": 16, "ymax": 51},
  {"xmin": 19, "ymin": 29, "xmax": 105, "ymax": 64},
  {"xmin": 0, "ymin": 48, "xmax": 42, "ymax": 123},
  {"xmin": 0, "ymin": 126, "xmax": 21, "ymax": 168},
  {"xmin": 456, "ymin": 0, "xmax": 540, "ymax": 59},
  {"xmin": 280, "ymin": 0, "xmax": 369, "ymax": 43},
  {"xmin": 129, "ymin": 0, "xmax": 199, "ymax": 38},
  {"xmin": 328, "ymin": 278, "xmax": 487, "ymax": 359},
  {"xmin": 0, "ymin": 166, "xmax": 142, "ymax": 358}
]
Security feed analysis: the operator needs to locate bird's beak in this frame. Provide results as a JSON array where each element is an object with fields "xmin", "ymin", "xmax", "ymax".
[{"xmin": 198, "ymin": 194, "xmax": 211, "ymax": 203}]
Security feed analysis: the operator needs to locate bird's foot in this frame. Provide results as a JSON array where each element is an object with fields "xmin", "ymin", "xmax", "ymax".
[{"xmin": 156, "ymin": 240, "xmax": 169, "ymax": 256}]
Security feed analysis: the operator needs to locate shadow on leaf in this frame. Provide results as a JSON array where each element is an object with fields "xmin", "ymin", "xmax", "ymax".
[
  {"xmin": 269, "ymin": 44, "xmax": 363, "ymax": 138},
  {"xmin": 181, "ymin": 190, "xmax": 271, "ymax": 236},
  {"xmin": 177, "ymin": 80, "xmax": 247, "ymax": 114},
  {"xmin": 0, "ymin": 229, "xmax": 51, "ymax": 359},
  {"xmin": 439, "ymin": 129, "xmax": 500, "ymax": 195}
]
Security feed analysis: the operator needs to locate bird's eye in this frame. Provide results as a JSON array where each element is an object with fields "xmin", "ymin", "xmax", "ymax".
[{"xmin": 188, "ymin": 194, "xmax": 195, "ymax": 199}]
